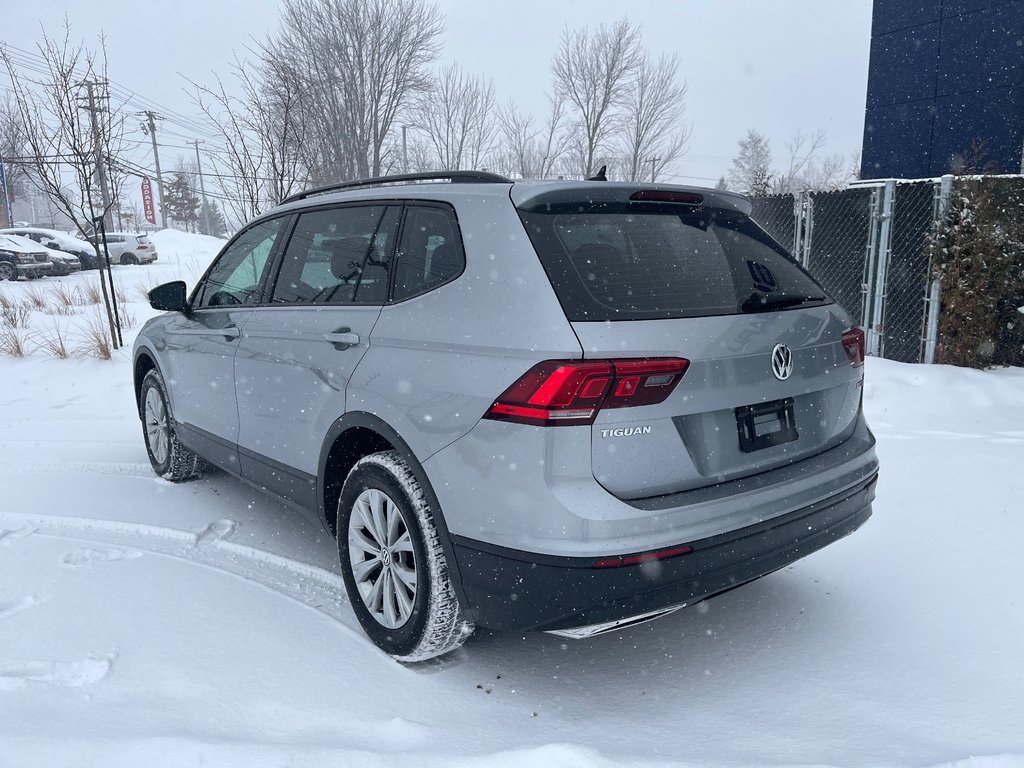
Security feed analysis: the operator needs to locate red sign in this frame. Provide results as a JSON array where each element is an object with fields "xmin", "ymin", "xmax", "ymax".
[{"xmin": 141, "ymin": 176, "xmax": 156, "ymax": 225}]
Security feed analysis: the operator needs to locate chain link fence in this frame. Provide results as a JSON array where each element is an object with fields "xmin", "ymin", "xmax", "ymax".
[{"xmin": 750, "ymin": 176, "xmax": 1024, "ymax": 366}]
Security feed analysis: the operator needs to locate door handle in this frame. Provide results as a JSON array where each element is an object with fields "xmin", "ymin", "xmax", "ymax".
[
  {"xmin": 324, "ymin": 327, "xmax": 360, "ymax": 350},
  {"xmin": 220, "ymin": 325, "xmax": 241, "ymax": 340}
]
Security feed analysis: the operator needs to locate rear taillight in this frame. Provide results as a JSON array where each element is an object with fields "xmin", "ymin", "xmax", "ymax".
[
  {"xmin": 484, "ymin": 358, "xmax": 690, "ymax": 427},
  {"xmin": 137, "ymin": 245, "xmax": 147, "ymax": 250},
  {"xmin": 842, "ymin": 327, "xmax": 865, "ymax": 367}
]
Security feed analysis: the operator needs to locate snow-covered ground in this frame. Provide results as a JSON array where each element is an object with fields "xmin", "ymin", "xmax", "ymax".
[{"xmin": 1, "ymin": 231, "xmax": 1022, "ymax": 767}]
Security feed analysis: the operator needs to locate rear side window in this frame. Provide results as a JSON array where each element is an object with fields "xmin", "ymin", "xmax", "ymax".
[
  {"xmin": 271, "ymin": 205, "xmax": 399, "ymax": 305},
  {"xmin": 519, "ymin": 205, "xmax": 830, "ymax": 321},
  {"xmin": 393, "ymin": 205, "xmax": 464, "ymax": 302}
]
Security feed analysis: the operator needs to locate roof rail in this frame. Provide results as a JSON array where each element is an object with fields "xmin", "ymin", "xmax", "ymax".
[{"xmin": 279, "ymin": 171, "xmax": 513, "ymax": 205}]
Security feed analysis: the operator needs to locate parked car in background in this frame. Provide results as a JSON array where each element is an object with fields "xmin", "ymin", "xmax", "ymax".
[
  {"xmin": 0, "ymin": 234, "xmax": 53, "ymax": 280},
  {"xmin": 105, "ymin": 232, "xmax": 159, "ymax": 265},
  {"xmin": 133, "ymin": 172, "xmax": 878, "ymax": 662},
  {"xmin": 1, "ymin": 227, "xmax": 103, "ymax": 270},
  {"xmin": 0, "ymin": 234, "xmax": 80, "ymax": 276}
]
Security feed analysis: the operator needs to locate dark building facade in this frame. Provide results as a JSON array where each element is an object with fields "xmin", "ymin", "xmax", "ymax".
[{"xmin": 861, "ymin": 0, "xmax": 1024, "ymax": 179}]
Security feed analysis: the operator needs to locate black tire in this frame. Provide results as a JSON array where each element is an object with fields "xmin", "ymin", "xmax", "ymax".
[
  {"xmin": 139, "ymin": 369, "xmax": 204, "ymax": 481},
  {"xmin": 0, "ymin": 262, "xmax": 15, "ymax": 281},
  {"xmin": 337, "ymin": 451, "xmax": 473, "ymax": 661},
  {"xmin": 120, "ymin": 253, "xmax": 137, "ymax": 265}
]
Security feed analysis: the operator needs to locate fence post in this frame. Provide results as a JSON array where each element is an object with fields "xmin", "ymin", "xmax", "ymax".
[
  {"xmin": 922, "ymin": 174, "xmax": 954, "ymax": 364},
  {"xmin": 865, "ymin": 179, "xmax": 895, "ymax": 357},
  {"xmin": 792, "ymin": 191, "xmax": 805, "ymax": 264}
]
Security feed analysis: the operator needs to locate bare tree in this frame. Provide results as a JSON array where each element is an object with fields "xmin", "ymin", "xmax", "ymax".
[
  {"xmin": 415, "ymin": 64, "xmax": 496, "ymax": 171},
  {"xmin": 1, "ymin": 27, "xmax": 128, "ymax": 348},
  {"xmin": 727, "ymin": 129, "xmax": 773, "ymax": 195},
  {"xmin": 270, "ymin": 0, "xmax": 443, "ymax": 182},
  {"xmin": 1, "ymin": 97, "xmax": 30, "ymax": 223},
  {"xmin": 190, "ymin": 53, "xmax": 308, "ymax": 223},
  {"xmin": 773, "ymin": 129, "xmax": 826, "ymax": 193},
  {"xmin": 772, "ymin": 130, "xmax": 852, "ymax": 193},
  {"xmin": 619, "ymin": 53, "xmax": 691, "ymax": 182},
  {"xmin": 497, "ymin": 94, "xmax": 570, "ymax": 179},
  {"xmin": 551, "ymin": 18, "xmax": 642, "ymax": 177}
]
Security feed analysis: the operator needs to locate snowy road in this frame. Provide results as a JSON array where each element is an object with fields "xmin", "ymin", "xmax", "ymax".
[{"xmin": 1, "ymin": 232, "xmax": 1022, "ymax": 767}]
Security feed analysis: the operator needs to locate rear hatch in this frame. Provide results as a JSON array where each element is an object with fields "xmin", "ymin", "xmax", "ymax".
[{"xmin": 514, "ymin": 183, "xmax": 865, "ymax": 500}]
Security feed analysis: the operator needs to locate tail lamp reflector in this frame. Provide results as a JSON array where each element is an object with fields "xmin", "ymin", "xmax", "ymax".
[
  {"xmin": 842, "ymin": 327, "xmax": 866, "ymax": 367},
  {"xmin": 593, "ymin": 543, "xmax": 694, "ymax": 569},
  {"xmin": 484, "ymin": 358, "xmax": 690, "ymax": 427}
]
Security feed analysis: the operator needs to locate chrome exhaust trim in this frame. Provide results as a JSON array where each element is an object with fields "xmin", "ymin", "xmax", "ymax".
[{"xmin": 545, "ymin": 603, "xmax": 687, "ymax": 640}]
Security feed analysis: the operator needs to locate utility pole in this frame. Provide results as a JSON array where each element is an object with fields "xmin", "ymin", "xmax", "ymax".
[
  {"xmin": 141, "ymin": 111, "xmax": 168, "ymax": 228},
  {"xmin": 191, "ymin": 139, "xmax": 212, "ymax": 235},
  {"xmin": 647, "ymin": 156, "xmax": 661, "ymax": 183},
  {"xmin": 79, "ymin": 80, "xmax": 114, "ymax": 231}
]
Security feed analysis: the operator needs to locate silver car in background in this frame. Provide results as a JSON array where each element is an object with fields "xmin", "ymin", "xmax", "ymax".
[{"xmin": 132, "ymin": 172, "xmax": 878, "ymax": 661}]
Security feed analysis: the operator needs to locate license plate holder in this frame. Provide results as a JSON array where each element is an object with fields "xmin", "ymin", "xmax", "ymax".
[{"xmin": 735, "ymin": 397, "xmax": 798, "ymax": 453}]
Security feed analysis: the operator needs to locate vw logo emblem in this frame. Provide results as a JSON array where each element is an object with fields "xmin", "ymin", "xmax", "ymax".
[
  {"xmin": 771, "ymin": 344, "xmax": 794, "ymax": 380},
  {"xmin": 380, "ymin": 549, "xmax": 392, "ymax": 567}
]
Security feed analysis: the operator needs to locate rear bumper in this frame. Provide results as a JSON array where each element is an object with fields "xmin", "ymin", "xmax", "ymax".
[{"xmin": 451, "ymin": 473, "xmax": 876, "ymax": 633}]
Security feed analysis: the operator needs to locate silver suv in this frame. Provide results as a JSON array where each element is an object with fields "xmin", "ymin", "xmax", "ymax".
[{"xmin": 133, "ymin": 172, "xmax": 878, "ymax": 661}]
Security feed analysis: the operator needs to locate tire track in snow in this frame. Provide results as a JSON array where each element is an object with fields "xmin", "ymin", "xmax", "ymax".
[
  {"xmin": 0, "ymin": 655, "xmax": 114, "ymax": 691},
  {"xmin": 0, "ymin": 511, "xmax": 365, "ymax": 641},
  {"xmin": 0, "ymin": 462, "xmax": 155, "ymax": 479}
]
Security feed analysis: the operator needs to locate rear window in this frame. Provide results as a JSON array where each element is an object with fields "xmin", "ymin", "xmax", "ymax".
[{"xmin": 518, "ymin": 204, "xmax": 831, "ymax": 321}]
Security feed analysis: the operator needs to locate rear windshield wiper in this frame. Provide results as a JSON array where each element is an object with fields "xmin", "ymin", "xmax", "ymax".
[{"xmin": 742, "ymin": 291, "xmax": 826, "ymax": 313}]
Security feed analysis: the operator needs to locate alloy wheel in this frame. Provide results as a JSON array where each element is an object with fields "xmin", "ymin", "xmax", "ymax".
[
  {"xmin": 144, "ymin": 387, "xmax": 170, "ymax": 466},
  {"xmin": 347, "ymin": 488, "xmax": 418, "ymax": 629}
]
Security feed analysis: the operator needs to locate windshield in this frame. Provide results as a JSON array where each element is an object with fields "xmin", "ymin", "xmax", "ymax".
[{"xmin": 519, "ymin": 205, "xmax": 831, "ymax": 321}]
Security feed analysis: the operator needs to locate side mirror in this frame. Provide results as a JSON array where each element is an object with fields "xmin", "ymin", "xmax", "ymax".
[{"xmin": 149, "ymin": 281, "xmax": 190, "ymax": 313}]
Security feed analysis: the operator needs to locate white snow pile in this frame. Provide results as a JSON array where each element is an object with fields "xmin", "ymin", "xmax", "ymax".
[{"xmin": 1, "ymin": 230, "xmax": 1023, "ymax": 767}]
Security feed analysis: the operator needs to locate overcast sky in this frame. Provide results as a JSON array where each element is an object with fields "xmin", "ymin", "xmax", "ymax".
[{"xmin": 5, "ymin": 0, "xmax": 873, "ymax": 185}]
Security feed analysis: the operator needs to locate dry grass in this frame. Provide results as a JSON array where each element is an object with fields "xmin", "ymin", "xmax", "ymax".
[
  {"xmin": 0, "ymin": 290, "xmax": 12, "ymax": 310},
  {"xmin": 2, "ymin": 304, "xmax": 31, "ymax": 329},
  {"xmin": 82, "ymin": 281, "xmax": 103, "ymax": 305},
  {"xmin": 21, "ymin": 284, "xmax": 48, "ymax": 310},
  {"xmin": 0, "ymin": 325, "xmax": 29, "ymax": 357},
  {"xmin": 50, "ymin": 283, "xmax": 83, "ymax": 308},
  {"xmin": 118, "ymin": 306, "xmax": 137, "ymax": 330},
  {"xmin": 43, "ymin": 303, "xmax": 77, "ymax": 316},
  {"xmin": 75, "ymin": 310, "xmax": 113, "ymax": 360},
  {"xmin": 134, "ymin": 284, "xmax": 154, "ymax": 302},
  {"xmin": 37, "ymin": 321, "xmax": 72, "ymax": 359},
  {"xmin": 114, "ymin": 285, "xmax": 128, "ymax": 305}
]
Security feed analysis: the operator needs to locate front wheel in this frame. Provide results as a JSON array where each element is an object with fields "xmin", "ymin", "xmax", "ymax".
[
  {"xmin": 139, "ymin": 369, "xmax": 204, "ymax": 481},
  {"xmin": 0, "ymin": 262, "xmax": 14, "ymax": 281},
  {"xmin": 337, "ymin": 451, "xmax": 473, "ymax": 661}
]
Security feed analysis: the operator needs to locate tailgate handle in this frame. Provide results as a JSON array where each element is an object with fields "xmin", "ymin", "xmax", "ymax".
[{"xmin": 324, "ymin": 327, "xmax": 360, "ymax": 350}]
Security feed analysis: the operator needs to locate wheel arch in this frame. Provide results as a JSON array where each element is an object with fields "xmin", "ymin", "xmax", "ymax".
[
  {"xmin": 133, "ymin": 348, "xmax": 158, "ymax": 417},
  {"xmin": 317, "ymin": 411, "xmax": 472, "ymax": 617}
]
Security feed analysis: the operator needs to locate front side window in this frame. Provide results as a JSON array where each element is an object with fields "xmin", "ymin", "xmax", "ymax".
[
  {"xmin": 393, "ymin": 205, "xmax": 465, "ymax": 302},
  {"xmin": 193, "ymin": 217, "xmax": 284, "ymax": 309},
  {"xmin": 271, "ymin": 205, "xmax": 399, "ymax": 305}
]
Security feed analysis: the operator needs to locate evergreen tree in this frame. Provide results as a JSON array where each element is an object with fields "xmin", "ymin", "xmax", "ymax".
[
  {"xmin": 201, "ymin": 198, "xmax": 227, "ymax": 237},
  {"xmin": 930, "ymin": 177, "xmax": 1024, "ymax": 368},
  {"xmin": 163, "ymin": 171, "xmax": 200, "ymax": 230},
  {"xmin": 727, "ymin": 129, "xmax": 772, "ymax": 196}
]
